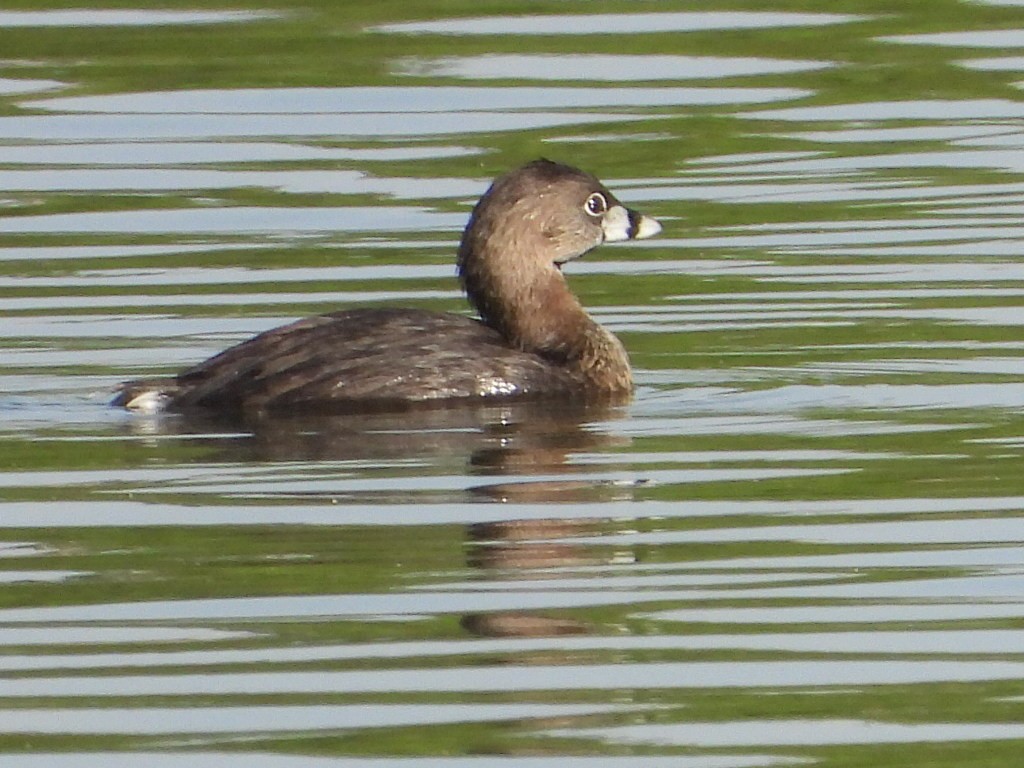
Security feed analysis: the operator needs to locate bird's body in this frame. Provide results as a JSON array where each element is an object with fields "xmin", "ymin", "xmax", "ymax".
[{"xmin": 114, "ymin": 160, "xmax": 660, "ymax": 416}]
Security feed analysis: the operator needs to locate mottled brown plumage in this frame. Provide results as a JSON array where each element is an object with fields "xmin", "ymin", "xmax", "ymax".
[{"xmin": 113, "ymin": 159, "xmax": 661, "ymax": 416}]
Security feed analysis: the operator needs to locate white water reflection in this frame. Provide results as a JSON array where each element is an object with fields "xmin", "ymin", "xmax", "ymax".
[
  {"xmin": 0, "ymin": 206, "xmax": 463, "ymax": 235},
  {"xmin": 0, "ymin": 112, "xmax": 648, "ymax": 141},
  {"xmin": 148, "ymin": 467, "xmax": 851, "ymax": 496},
  {"xmin": 699, "ymin": 545, "xmax": 1024, "ymax": 569},
  {"xmin": 0, "ymin": 570, "xmax": 84, "ymax": 583},
  {"xmin": 23, "ymin": 86, "xmax": 808, "ymax": 114},
  {"xmin": 649, "ymin": 603, "xmax": 1024, "ymax": 624},
  {"xmin": 698, "ymin": 261, "xmax": 1024, "ymax": 283},
  {"xmin": 0, "ymin": 626, "xmax": 252, "ymax": 645},
  {"xmin": 562, "ymin": 720, "xmax": 1024, "ymax": 747},
  {"xmin": 710, "ymin": 383, "xmax": 1024, "ymax": 411},
  {"xmin": 632, "ymin": 178, "xmax": 902, "ymax": 201},
  {"xmin": 0, "ymin": 142, "xmax": 479, "ymax": 165},
  {"xmin": 2, "ymin": 565, "xmax": 1023, "ymax": 622},
  {"xmin": 1, "ymin": 290, "xmax": 455, "ymax": 313},
  {"xmin": 0, "ymin": 244, "xmax": 265, "ymax": 262},
  {"xmin": 623, "ymin": 304, "xmax": 1024, "ymax": 332},
  {"xmin": 0, "ymin": 10, "xmax": 277, "ymax": 27},
  {"xmin": 5, "ymin": 629, "xmax": 1023, "ymax": 672},
  {"xmin": 0, "ymin": 465, "xmax": 846, "ymax": 493},
  {"xmin": 961, "ymin": 56, "xmax": 1024, "ymax": 70},
  {"xmin": 0, "ymin": 756, "xmax": 775, "ymax": 768},
  {"xmin": 0, "ymin": 264, "xmax": 452, "ymax": 289},
  {"xmin": 663, "ymin": 224, "xmax": 1024, "ymax": 249},
  {"xmin": 881, "ymin": 30, "xmax": 1024, "ymax": 47},
  {"xmin": 0, "ymin": 703, "xmax": 624, "ymax": 735},
  {"xmin": 957, "ymin": 130, "xmax": 1024, "ymax": 146},
  {"xmin": 745, "ymin": 99, "xmax": 1024, "ymax": 121},
  {"xmin": 0, "ymin": 314, "xmax": 296, "ymax": 340},
  {"xmin": 778, "ymin": 125, "xmax": 1019, "ymax": 143},
  {"xmin": 591, "ymin": 517, "xmax": 1024, "ymax": 547},
  {"xmin": 687, "ymin": 148, "xmax": 1024, "ymax": 174},
  {"xmin": 0, "ymin": 77, "xmax": 63, "ymax": 95},
  {"xmin": 0, "ymin": 169, "xmax": 487, "ymax": 197},
  {"xmin": 7, "ymin": 660, "xmax": 1024, "ymax": 697},
  {"xmin": 6, "ymin": 493, "xmax": 1017, "ymax": 528},
  {"xmin": 374, "ymin": 12, "xmax": 863, "ymax": 36},
  {"xmin": 5, "ymin": 494, "xmax": 1018, "ymax": 528},
  {"xmin": 396, "ymin": 54, "xmax": 831, "ymax": 81}
]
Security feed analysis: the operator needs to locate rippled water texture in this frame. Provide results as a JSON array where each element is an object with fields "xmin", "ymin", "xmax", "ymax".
[{"xmin": 2, "ymin": 2, "xmax": 1024, "ymax": 766}]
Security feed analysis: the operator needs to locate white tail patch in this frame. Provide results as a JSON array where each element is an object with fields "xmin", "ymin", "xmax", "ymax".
[{"xmin": 124, "ymin": 390, "xmax": 170, "ymax": 413}]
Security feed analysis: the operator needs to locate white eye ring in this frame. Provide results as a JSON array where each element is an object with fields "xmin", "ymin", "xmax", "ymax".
[{"xmin": 584, "ymin": 192, "xmax": 607, "ymax": 217}]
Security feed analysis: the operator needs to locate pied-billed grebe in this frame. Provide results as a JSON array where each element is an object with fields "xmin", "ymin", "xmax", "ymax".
[{"xmin": 114, "ymin": 159, "xmax": 661, "ymax": 415}]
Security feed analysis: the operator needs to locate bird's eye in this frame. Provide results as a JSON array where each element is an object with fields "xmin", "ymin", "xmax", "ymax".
[{"xmin": 584, "ymin": 192, "xmax": 607, "ymax": 217}]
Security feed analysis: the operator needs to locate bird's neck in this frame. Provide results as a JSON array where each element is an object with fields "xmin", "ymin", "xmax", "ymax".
[{"xmin": 461, "ymin": 252, "xmax": 632, "ymax": 392}]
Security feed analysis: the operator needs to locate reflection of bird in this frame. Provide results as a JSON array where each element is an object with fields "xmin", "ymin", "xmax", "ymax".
[
  {"xmin": 462, "ymin": 518, "xmax": 618, "ymax": 639},
  {"xmin": 114, "ymin": 160, "xmax": 660, "ymax": 416}
]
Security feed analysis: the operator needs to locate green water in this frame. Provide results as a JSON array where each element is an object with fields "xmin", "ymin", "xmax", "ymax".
[{"xmin": 2, "ymin": 1, "xmax": 1024, "ymax": 766}]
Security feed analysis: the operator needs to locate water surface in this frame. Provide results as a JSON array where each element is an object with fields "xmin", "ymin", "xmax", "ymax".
[{"xmin": 2, "ymin": 1, "xmax": 1024, "ymax": 766}]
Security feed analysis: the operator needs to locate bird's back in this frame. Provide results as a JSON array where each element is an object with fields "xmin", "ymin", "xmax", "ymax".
[{"xmin": 115, "ymin": 308, "xmax": 592, "ymax": 415}]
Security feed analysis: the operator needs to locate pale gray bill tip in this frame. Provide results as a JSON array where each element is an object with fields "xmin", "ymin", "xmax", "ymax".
[
  {"xmin": 632, "ymin": 213, "xmax": 661, "ymax": 240},
  {"xmin": 602, "ymin": 205, "xmax": 662, "ymax": 243}
]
